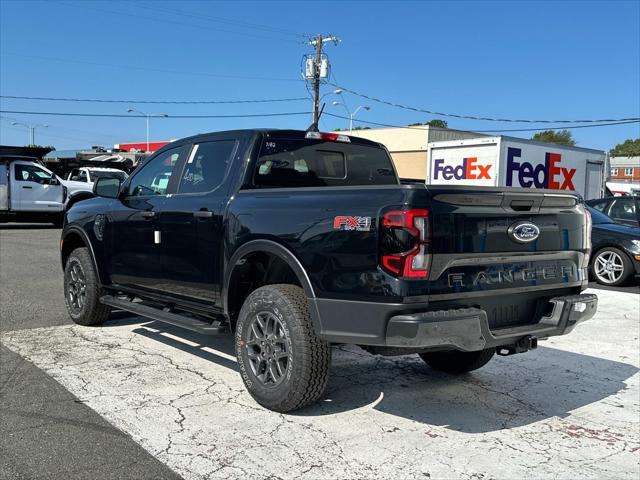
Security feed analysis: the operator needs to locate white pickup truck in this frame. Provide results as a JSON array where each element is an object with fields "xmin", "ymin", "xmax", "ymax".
[
  {"xmin": 1, "ymin": 158, "xmax": 127, "ymax": 226},
  {"xmin": 66, "ymin": 166, "xmax": 128, "ymax": 187}
]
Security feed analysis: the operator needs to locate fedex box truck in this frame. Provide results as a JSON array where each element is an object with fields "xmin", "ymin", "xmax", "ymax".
[{"xmin": 426, "ymin": 136, "xmax": 606, "ymax": 199}]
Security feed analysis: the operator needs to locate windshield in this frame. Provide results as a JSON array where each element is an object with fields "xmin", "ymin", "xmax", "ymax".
[
  {"xmin": 587, "ymin": 206, "xmax": 614, "ymax": 224},
  {"xmin": 254, "ymin": 138, "xmax": 398, "ymax": 188},
  {"xmin": 90, "ymin": 170, "xmax": 127, "ymax": 182}
]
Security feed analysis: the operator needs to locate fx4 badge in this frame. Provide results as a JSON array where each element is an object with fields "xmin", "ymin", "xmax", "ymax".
[{"xmin": 333, "ymin": 216, "xmax": 372, "ymax": 231}]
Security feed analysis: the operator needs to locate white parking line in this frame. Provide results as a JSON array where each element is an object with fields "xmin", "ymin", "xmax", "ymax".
[{"xmin": 2, "ymin": 289, "xmax": 639, "ymax": 479}]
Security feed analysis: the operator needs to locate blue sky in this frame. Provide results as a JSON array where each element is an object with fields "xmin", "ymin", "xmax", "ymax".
[{"xmin": 1, "ymin": 0, "xmax": 639, "ymax": 151}]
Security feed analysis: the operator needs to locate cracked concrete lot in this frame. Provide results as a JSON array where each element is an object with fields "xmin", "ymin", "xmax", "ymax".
[{"xmin": 1, "ymin": 288, "xmax": 639, "ymax": 479}]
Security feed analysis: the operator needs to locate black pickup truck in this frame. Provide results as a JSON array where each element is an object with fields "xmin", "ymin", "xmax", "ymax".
[{"xmin": 60, "ymin": 129, "xmax": 597, "ymax": 412}]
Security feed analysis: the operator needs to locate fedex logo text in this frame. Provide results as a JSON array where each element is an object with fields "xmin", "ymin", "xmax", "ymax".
[
  {"xmin": 506, "ymin": 147, "xmax": 576, "ymax": 190},
  {"xmin": 433, "ymin": 157, "xmax": 492, "ymax": 180}
]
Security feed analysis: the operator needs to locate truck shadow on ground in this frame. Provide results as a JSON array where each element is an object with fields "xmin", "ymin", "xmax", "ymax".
[{"xmin": 108, "ymin": 316, "xmax": 638, "ymax": 434}]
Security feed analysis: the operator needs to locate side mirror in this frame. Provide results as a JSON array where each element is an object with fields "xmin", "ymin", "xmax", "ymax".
[
  {"xmin": 94, "ymin": 177, "xmax": 122, "ymax": 198},
  {"xmin": 48, "ymin": 174, "xmax": 60, "ymax": 185}
]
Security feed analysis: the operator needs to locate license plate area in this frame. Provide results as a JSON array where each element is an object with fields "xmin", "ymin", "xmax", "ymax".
[{"xmin": 479, "ymin": 293, "xmax": 556, "ymax": 329}]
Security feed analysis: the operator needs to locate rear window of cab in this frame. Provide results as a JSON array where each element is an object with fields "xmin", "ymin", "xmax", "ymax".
[{"xmin": 253, "ymin": 138, "xmax": 398, "ymax": 188}]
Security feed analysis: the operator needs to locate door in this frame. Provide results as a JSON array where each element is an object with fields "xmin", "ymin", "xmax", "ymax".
[
  {"xmin": 585, "ymin": 161, "xmax": 604, "ymax": 200},
  {"xmin": 11, "ymin": 161, "xmax": 63, "ymax": 211},
  {"xmin": 107, "ymin": 146, "xmax": 186, "ymax": 291},
  {"xmin": 158, "ymin": 138, "xmax": 240, "ymax": 304}
]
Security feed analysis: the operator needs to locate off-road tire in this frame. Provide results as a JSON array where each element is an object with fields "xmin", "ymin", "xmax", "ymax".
[
  {"xmin": 419, "ymin": 348, "xmax": 495, "ymax": 374},
  {"xmin": 235, "ymin": 284, "xmax": 331, "ymax": 412},
  {"xmin": 590, "ymin": 247, "xmax": 633, "ymax": 286},
  {"xmin": 63, "ymin": 247, "xmax": 111, "ymax": 326}
]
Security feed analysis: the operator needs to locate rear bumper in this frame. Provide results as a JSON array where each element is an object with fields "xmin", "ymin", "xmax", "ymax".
[
  {"xmin": 385, "ymin": 294, "xmax": 597, "ymax": 351},
  {"xmin": 312, "ymin": 293, "xmax": 597, "ymax": 351}
]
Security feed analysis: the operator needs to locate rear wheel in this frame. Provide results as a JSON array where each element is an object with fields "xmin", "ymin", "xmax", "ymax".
[
  {"xmin": 419, "ymin": 348, "xmax": 495, "ymax": 374},
  {"xmin": 591, "ymin": 247, "xmax": 632, "ymax": 286},
  {"xmin": 63, "ymin": 247, "xmax": 111, "ymax": 326},
  {"xmin": 235, "ymin": 284, "xmax": 331, "ymax": 412}
]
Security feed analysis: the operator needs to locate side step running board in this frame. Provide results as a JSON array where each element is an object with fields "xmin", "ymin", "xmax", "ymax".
[{"xmin": 100, "ymin": 295, "xmax": 228, "ymax": 335}]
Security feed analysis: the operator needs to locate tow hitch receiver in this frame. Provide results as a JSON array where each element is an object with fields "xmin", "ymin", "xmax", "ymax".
[{"xmin": 497, "ymin": 336, "xmax": 538, "ymax": 356}]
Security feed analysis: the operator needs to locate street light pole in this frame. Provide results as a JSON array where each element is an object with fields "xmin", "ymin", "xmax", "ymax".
[
  {"xmin": 127, "ymin": 109, "xmax": 168, "ymax": 152},
  {"xmin": 349, "ymin": 106, "xmax": 370, "ymax": 133},
  {"xmin": 331, "ymin": 102, "xmax": 370, "ymax": 134},
  {"xmin": 12, "ymin": 122, "xmax": 48, "ymax": 145}
]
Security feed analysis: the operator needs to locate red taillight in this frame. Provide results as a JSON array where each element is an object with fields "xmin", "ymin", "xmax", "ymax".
[{"xmin": 380, "ymin": 209, "xmax": 431, "ymax": 279}]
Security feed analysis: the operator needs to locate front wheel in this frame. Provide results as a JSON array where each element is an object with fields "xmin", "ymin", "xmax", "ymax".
[
  {"xmin": 63, "ymin": 247, "xmax": 111, "ymax": 326},
  {"xmin": 419, "ymin": 348, "xmax": 495, "ymax": 374},
  {"xmin": 591, "ymin": 247, "xmax": 632, "ymax": 286},
  {"xmin": 235, "ymin": 284, "xmax": 331, "ymax": 412}
]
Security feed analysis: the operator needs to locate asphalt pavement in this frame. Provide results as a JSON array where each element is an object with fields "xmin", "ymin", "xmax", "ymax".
[
  {"xmin": 0, "ymin": 224, "xmax": 180, "ymax": 480},
  {"xmin": 1, "ymin": 224, "xmax": 639, "ymax": 479}
]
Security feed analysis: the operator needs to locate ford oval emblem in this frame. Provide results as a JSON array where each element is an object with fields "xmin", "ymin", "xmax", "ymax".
[{"xmin": 508, "ymin": 222, "xmax": 540, "ymax": 243}]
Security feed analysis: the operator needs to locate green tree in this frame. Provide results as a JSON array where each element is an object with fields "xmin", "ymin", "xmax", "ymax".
[
  {"xmin": 531, "ymin": 129, "xmax": 576, "ymax": 146},
  {"xmin": 427, "ymin": 119, "xmax": 448, "ymax": 128},
  {"xmin": 408, "ymin": 119, "xmax": 449, "ymax": 128},
  {"xmin": 610, "ymin": 138, "xmax": 640, "ymax": 157}
]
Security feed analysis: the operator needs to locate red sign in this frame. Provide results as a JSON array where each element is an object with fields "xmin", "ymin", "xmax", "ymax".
[{"xmin": 114, "ymin": 141, "xmax": 171, "ymax": 153}]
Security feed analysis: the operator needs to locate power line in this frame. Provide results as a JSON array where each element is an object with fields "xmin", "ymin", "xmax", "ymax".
[
  {"xmin": 324, "ymin": 112, "xmax": 640, "ymax": 132},
  {"xmin": 132, "ymin": 1, "xmax": 306, "ymax": 39},
  {"xmin": 56, "ymin": 1, "xmax": 303, "ymax": 45},
  {"xmin": 0, "ymin": 109, "xmax": 312, "ymax": 119},
  {"xmin": 329, "ymin": 83, "xmax": 640, "ymax": 124},
  {"xmin": 1, "ymin": 51, "xmax": 302, "ymax": 83},
  {"xmin": 1, "ymin": 95, "xmax": 310, "ymax": 105}
]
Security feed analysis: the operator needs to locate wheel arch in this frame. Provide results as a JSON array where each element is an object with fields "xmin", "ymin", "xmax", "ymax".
[
  {"xmin": 223, "ymin": 239, "xmax": 320, "ymax": 331},
  {"xmin": 591, "ymin": 243, "xmax": 634, "ymax": 263},
  {"xmin": 65, "ymin": 191, "xmax": 95, "ymax": 211},
  {"xmin": 60, "ymin": 227, "xmax": 103, "ymax": 284}
]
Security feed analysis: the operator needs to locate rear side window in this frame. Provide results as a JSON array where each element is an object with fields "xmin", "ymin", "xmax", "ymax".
[
  {"xmin": 178, "ymin": 140, "xmax": 237, "ymax": 194},
  {"xmin": 254, "ymin": 138, "xmax": 397, "ymax": 188},
  {"xmin": 588, "ymin": 199, "xmax": 608, "ymax": 213}
]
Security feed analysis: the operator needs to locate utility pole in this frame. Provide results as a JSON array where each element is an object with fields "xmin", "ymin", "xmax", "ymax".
[
  {"xmin": 312, "ymin": 34, "xmax": 323, "ymax": 126},
  {"xmin": 307, "ymin": 34, "xmax": 340, "ymax": 127}
]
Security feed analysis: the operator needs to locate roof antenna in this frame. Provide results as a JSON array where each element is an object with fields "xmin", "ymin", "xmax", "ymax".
[{"xmin": 306, "ymin": 102, "xmax": 325, "ymax": 132}]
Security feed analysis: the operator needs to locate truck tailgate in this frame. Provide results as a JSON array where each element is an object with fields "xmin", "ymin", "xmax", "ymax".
[{"xmin": 420, "ymin": 186, "xmax": 588, "ymax": 327}]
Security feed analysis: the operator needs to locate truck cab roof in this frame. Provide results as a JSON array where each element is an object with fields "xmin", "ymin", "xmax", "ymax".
[
  {"xmin": 167, "ymin": 129, "xmax": 384, "ymax": 150},
  {"xmin": 0, "ymin": 155, "xmax": 42, "ymax": 163}
]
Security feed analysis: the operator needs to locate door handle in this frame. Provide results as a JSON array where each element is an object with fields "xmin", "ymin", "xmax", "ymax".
[
  {"xmin": 193, "ymin": 210, "xmax": 213, "ymax": 219},
  {"xmin": 141, "ymin": 211, "xmax": 156, "ymax": 219},
  {"xmin": 22, "ymin": 185, "xmax": 33, "ymax": 189}
]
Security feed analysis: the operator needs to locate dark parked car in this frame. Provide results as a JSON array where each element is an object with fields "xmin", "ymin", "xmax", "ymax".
[
  {"xmin": 60, "ymin": 129, "xmax": 597, "ymax": 412},
  {"xmin": 586, "ymin": 196, "xmax": 639, "ymax": 228},
  {"xmin": 587, "ymin": 206, "xmax": 640, "ymax": 286}
]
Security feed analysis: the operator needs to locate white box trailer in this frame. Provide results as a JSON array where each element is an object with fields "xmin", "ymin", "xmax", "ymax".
[{"xmin": 426, "ymin": 136, "xmax": 606, "ymax": 200}]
